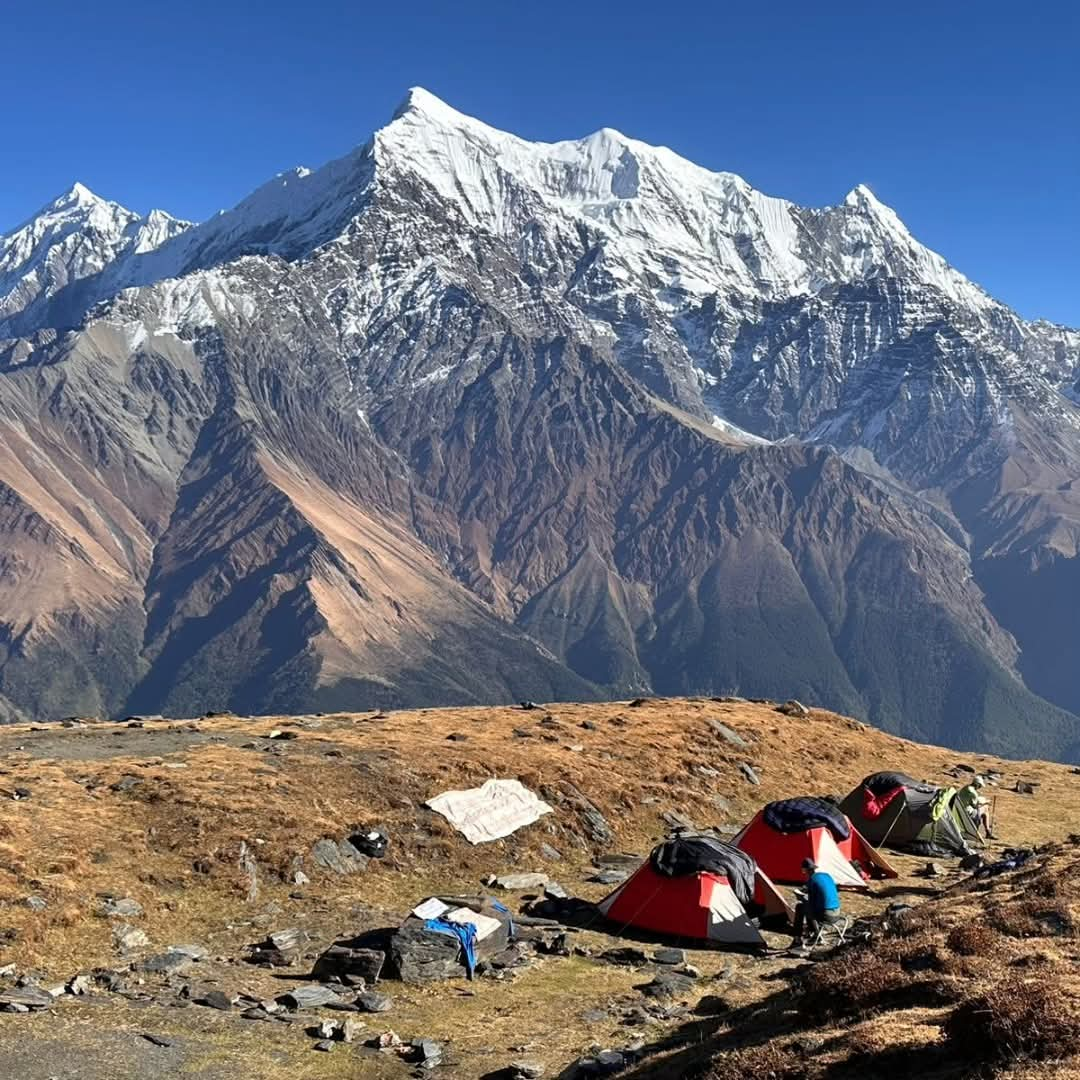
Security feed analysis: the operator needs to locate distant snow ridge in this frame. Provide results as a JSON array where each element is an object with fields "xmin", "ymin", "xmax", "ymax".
[
  {"xmin": 376, "ymin": 88, "xmax": 993, "ymax": 310},
  {"xmin": 0, "ymin": 184, "xmax": 189, "ymax": 334},
  {"xmin": 1, "ymin": 86, "xmax": 1077, "ymax": 449},
  {"xmin": 1, "ymin": 85, "xmax": 1000, "ymax": 339}
]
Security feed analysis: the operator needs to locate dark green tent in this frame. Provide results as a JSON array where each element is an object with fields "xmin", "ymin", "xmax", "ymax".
[{"xmin": 840, "ymin": 772, "xmax": 981, "ymax": 857}]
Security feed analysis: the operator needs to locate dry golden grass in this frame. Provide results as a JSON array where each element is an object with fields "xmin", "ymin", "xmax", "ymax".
[{"xmin": 0, "ymin": 696, "xmax": 1076, "ymax": 1077}]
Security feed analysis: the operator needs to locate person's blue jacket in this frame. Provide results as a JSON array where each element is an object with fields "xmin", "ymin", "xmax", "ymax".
[{"xmin": 807, "ymin": 870, "xmax": 840, "ymax": 917}]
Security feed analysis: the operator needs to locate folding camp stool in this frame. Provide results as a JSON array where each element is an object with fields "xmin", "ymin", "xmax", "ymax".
[{"xmin": 810, "ymin": 914, "xmax": 850, "ymax": 949}]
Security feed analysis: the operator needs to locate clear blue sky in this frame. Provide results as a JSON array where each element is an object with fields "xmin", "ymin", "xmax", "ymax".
[{"xmin": 3, "ymin": 1, "xmax": 1077, "ymax": 325}]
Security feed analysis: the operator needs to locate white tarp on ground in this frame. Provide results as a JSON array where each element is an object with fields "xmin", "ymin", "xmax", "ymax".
[{"xmin": 425, "ymin": 778, "xmax": 553, "ymax": 844}]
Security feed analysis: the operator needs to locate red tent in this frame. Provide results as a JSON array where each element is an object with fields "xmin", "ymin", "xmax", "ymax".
[
  {"xmin": 596, "ymin": 841, "xmax": 792, "ymax": 947},
  {"xmin": 734, "ymin": 800, "xmax": 898, "ymax": 888}
]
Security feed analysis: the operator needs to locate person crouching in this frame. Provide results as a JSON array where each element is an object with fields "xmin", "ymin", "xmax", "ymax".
[{"xmin": 791, "ymin": 857, "xmax": 842, "ymax": 952}]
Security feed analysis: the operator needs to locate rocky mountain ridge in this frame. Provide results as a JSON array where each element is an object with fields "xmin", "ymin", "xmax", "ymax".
[{"xmin": 1, "ymin": 89, "xmax": 1079, "ymax": 758}]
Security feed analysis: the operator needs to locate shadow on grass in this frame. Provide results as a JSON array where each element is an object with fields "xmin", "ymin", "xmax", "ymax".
[{"xmin": 872, "ymin": 883, "xmax": 941, "ymax": 899}]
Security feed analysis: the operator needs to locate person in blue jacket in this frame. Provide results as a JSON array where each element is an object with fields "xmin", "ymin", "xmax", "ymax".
[{"xmin": 791, "ymin": 857, "xmax": 842, "ymax": 950}]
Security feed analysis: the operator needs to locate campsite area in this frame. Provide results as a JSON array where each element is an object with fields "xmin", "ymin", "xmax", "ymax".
[{"xmin": 0, "ymin": 696, "xmax": 1075, "ymax": 1078}]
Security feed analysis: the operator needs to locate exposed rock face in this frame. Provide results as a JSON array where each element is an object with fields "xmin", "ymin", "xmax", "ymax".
[{"xmin": 0, "ymin": 89, "xmax": 1078, "ymax": 758}]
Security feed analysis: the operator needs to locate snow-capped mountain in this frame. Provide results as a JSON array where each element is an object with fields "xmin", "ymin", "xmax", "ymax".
[
  {"xmin": 0, "ymin": 183, "xmax": 190, "ymax": 337},
  {"xmin": 1, "ymin": 89, "xmax": 1079, "ymax": 759}
]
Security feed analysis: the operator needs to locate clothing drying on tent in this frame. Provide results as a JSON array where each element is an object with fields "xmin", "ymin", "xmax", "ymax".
[
  {"xmin": 762, "ymin": 797, "xmax": 851, "ymax": 839},
  {"xmin": 840, "ymin": 774, "xmax": 983, "ymax": 856},
  {"xmin": 597, "ymin": 834, "xmax": 792, "ymax": 948},
  {"xmin": 650, "ymin": 834, "xmax": 757, "ymax": 905},
  {"xmin": 862, "ymin": 771, "xmax": 923, "ymax": 795},
  {"xmin": 734, "ymin": 798, "xmax": 897, "ymax": 888}
]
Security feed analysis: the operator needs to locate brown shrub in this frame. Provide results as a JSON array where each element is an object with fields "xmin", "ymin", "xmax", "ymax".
[
  {"xmin": 938, "ymin": 953, "xmax": 995, "ymax": 979},
  {"xmin": 945, "ymin": 979, "xmax": 1080, "ymax": 1063},
  {"xmin": 707, "ymin": 1044, "xmax": 819, "ymax": 1080},
  {"xmin": 946, "ymin": 923, "xmax": 1002, "ymax": 957},
  {"xmin": 989, "ymin": 898, "xmax": 1077, "ymax": 939},
  {"xmin": 800, "ymin": 951, "xmax": 958, "ymax": 1021}
]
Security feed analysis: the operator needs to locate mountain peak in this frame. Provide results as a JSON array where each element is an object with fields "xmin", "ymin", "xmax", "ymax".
[
  {"xmin": 391, "ymin": 87, "xmax": 479, "ymax": 129},
  {"xmin": 842, "ymin": 182, "xmax": 909, "ymax": 233},
  {"xmin": 43, "ymin": 181, "xmax": 111, "ymax": 215},
  {"xmin": 844, "ymin": 182, "xmax": 881, "ymax": 209}
]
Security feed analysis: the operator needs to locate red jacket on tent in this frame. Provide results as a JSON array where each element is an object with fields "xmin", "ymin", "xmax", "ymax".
[{"xmin": 862, "ymin": 784, "xmax": 904, "ymax": 819}]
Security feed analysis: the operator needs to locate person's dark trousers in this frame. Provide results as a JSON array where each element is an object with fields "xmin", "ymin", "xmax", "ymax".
[{"xmin": 793, "ymin": 902, "xmax": 841, "ymax": 940}]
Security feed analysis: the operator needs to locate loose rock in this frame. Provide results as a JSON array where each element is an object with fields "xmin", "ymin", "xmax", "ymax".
[
  {"xmin": 639, "ymin": 970, "xmax": 695, "ymax": 1000},
  {"xmin": 248, "ymin": 928, "xmax": 310, "ymax": 967},
  {"xmin": 412, "ymin": 1037, "xmax": 444, "ymax": 1069},
  {"xmin": 738, "ymin": 762, "xmax": 761, "ymax": 785},
  {"xmin": 652, "ymin": 947, "xmax": 685, "ymax": 966},
  {"xmin": 169, "ymin": 944, "xmax": 208, "ymax": 961},
  {"xmin": 661, "ymin": 810, "xmax": 695, "ymax": 831},
  {"xmin": 511, "ymin": 1061, "xmax": 546, "ymax": 1079},
  {"xmin": 775, "ymin": 700, "xmax": 810, "ymax": 718},
  {"xmin": 200, "ymin": 990, "xmax": 232, "ymax": 1011},
  {"xmin": 100, "ymin": 897, "xmax": 143, "ymax": 918},
  {"xmin": 113, "ymin": 925, "xmax": 150, "ymax": 952},
  {"xmin": 494, "ymin": 872, "xmax": 548, "ymax": 891},
  {"xmin": 706, "ymin": 719, "xmax": 749, "ymax": 748},
  {"xmin": 310, "ymin": 838, "xmax": 369, "ymax": 876},
  {"xmin": 588, "ymin": 868, "xmax": 629, "ymax": 885},
  {"xmin": 312, "ymin": 944, "xmax": 385, "ymax": 985},
  {"xmin": 279, "ymin": 984, "xmax": 343, "ymax": 1011},
  {"xmin": 0, "ymin": 986, "xmax": 53, "ymax": 1011},
  {"xmin": 356, "ymin": 990, "xmax": 393, "ymax": 1013},
  {"xmin": 559, "ymin": 783, "xmax": 613, "ymax": 844},
  {"xmin": 391, "ymin": 926, "xmax": 465, "ymax": 984},
  {"xmin": 594, "ymin": 854, "xmax": 641, "ymax": 868},
  {"xmin": 137, "ymin": 951, "xmax": 194, "ymax": 975}
]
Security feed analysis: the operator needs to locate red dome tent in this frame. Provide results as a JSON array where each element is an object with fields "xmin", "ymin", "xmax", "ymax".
[
  {"xmin": 596, "ymin": 834, "xmax": 792, "ymax": 948},
  {"xmin": 734, "ymin": 797, "xmax": 897, "ymax": 888}
]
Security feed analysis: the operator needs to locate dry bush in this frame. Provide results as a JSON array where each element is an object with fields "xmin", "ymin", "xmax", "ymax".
[
  {"xmin": 800, "ymin": 953, "xmax": 905, "ymax": 1019},
  {"xmin": 1027, "ymin": 868, "xmax": 1071, "ymax": 899},
  {"xmin": 945, "ymin": 979, "xmax": 1080, "ymax": 1063},
  {"xmin": 800, "ymin": 933, "xmax": 965, "ymax": 1021},
  {"xmin": 946, "ymin": 922, "xmax": 1002, "ymax": 957},
  {"xmin": 988, "ymin": 898, "xmax": 1077, "ymax": 939},
  {"xmin": 706, "ymin": 1044, "xmax": 819, "ymax": 1080},
  {"xmin": 938, "ymin": 953, "xmax": 995, "ymax": 979}
]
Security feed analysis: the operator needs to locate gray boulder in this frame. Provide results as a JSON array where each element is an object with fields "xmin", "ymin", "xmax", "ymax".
[
  {"xmin": 248, "ymin": 928, "xmax": 310, "ymax": 968},
  {"xmin": 390, "ymin": 926, "xmax": 464, "ymax": 984},
  {"xmin": 278, "ymin": 984, "xmax": 343, "ymax": 1010},
  {"xmin": 310, "ymin": 838, "xmax": 369, "ymax": 875},
  {"xmin": 312, "ymin": 944, "xmax": 385, "ymax": 985}
]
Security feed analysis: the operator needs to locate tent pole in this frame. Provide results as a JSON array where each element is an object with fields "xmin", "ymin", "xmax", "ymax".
[{"xmin": 876, "ymin": 804, "xmax": 904, "ymax": 849}]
